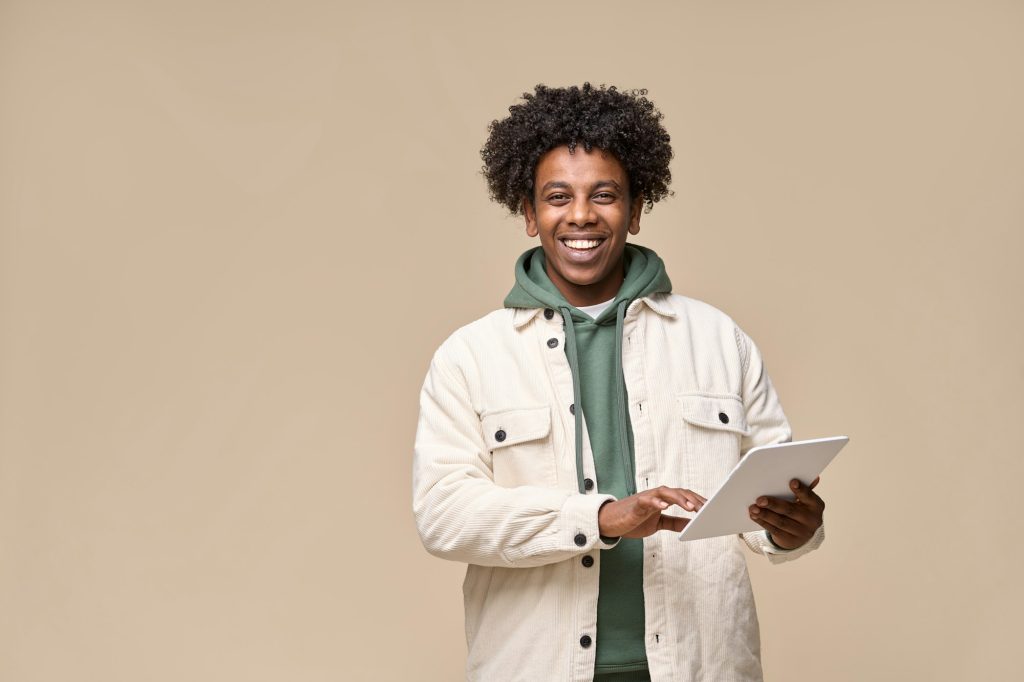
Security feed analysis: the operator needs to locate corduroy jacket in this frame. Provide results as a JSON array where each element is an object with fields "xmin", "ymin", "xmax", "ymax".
[{"xmin": 412, "ymin": 291, "xmax": 825, "ymax": 682}]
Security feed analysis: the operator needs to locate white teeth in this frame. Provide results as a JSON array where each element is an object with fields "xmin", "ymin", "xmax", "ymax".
[{"xmin": 563, "ymin": 239, "xmax": 603, "ymax": 250}]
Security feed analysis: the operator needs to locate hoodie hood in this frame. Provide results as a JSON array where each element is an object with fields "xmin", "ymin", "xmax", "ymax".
[{"xmin": 503, "ymin": 242, "xmax": 672, "ymax": 320}]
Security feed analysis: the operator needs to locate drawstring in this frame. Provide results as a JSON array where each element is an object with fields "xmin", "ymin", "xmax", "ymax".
[
  {"xmin": 559, "ymin": 301, "xmax": 637, "ymax": 497},
  {"xmin": 559, "ymin": 307, "xmax": 586, "ymax": 494},
  {"xmin": 613, "ymin": 300, "xmax": 637, "ymax": 496}
]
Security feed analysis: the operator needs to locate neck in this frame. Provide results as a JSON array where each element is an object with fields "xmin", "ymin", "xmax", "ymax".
[{"xmin": 545, "ymin": 260, "xmax": 625, "ymax": 308}]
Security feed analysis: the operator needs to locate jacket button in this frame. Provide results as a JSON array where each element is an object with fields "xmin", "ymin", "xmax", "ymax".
[
  {"xmin": 494, "ymin": 429, "xmax": 506, "ymax": 442},
  {"xmin": 573, "ymin": 533, "xmax": 587, "ymax": 547},
  {"xmin": 719, "ymin": 412, "xmax": 729, "ymax": 424},
  {"xmin": 583, "ymin": 478, "xmax": 594, "ymax": 491},
  {"xmin": 547, "ymin": 337, "xmax": 559, "ymax": 348},
  {"xmin": 544, "ymin": 308, "xmax": 554, "ymax": 319},
  {"xmin": 580, "ymin": 634, "xmax": 592, "ymax": 648},
  {"xmin": 569, "ymin": 403, "xmax": 575, "ymax": 415},
  {"xmin": 581, "ymin": 555, "xmax": 594, "ymax": 568}
]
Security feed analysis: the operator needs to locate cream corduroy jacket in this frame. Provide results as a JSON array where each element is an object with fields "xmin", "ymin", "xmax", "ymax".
[{"xmin": 412, "ymin": 291, "xmax": 824, "ymax": 682}]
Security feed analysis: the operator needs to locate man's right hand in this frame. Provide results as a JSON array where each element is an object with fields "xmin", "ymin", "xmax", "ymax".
[{"xmin": 598, "ymin": 486, "xmax": 706, "ymax": 539}]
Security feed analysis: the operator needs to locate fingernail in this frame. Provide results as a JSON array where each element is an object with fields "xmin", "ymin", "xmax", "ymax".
[
  {"xmin": 757, "ymin": 498, "xmax": 767, "ymax": 507},
  {"xmin": 750, "ymin": 507, "xmax": 759, "ymax": 515},
  {"xmin": 791, "ymin": 480, "xmax": 799, "ymax": 489}
]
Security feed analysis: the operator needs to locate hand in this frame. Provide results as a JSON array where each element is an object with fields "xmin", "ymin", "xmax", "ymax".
[
  {"xmin": 598, "ymin": 486, "xmax": 706, "ymax": 539},
  {"xmin": 748, "ymin": 477, "xmax": 824, "ymax": 550}
]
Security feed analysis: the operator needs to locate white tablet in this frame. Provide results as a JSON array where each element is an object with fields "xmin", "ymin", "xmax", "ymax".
[{"xmin": 677, "ymin": 436, "xmax": 849, "ymax": 542}]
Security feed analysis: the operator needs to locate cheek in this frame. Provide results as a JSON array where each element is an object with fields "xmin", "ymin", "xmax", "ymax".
[{"xmin": 536, "ymin": 217, "xmax": 561, "ymax": 241}]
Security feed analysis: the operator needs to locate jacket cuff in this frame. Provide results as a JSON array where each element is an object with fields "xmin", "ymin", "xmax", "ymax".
[
  {"xmin": 561, "ymin": 493, "xmax": 620, "ymax": 551},
  {"xmin": 760, "ymin": 524, "xmax": 826, "ymax": 564}
]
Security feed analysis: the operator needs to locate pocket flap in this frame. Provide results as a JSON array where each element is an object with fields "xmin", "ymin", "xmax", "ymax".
[
  {"xmin": 677, "ymin": 393, "xmax": 751, "ymax": 435},
  {"xmin": 480, "ymin": 406, "xmax": 552, "ymax": 450}
]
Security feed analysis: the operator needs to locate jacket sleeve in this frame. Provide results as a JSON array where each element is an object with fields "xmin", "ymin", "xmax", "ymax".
[
  {"xmin": 733, "ymin": 325, "xmax": 825, "ymax": 564},
  {"xmin": 412, "ymin": 348, "xmax": 618, "ymax": 568}
]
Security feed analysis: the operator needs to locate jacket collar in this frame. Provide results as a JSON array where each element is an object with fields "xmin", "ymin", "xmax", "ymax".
[
  {"xmin": 511, "ymin": 307, "xmax": 542, "ymax": 329},
  {"xmin": 635, "ymin": 292, "xmax": 677, "ymax": 319},
  {"xmin": 511, "ymin": 292, "xmax": 676, "ymax": 329}
]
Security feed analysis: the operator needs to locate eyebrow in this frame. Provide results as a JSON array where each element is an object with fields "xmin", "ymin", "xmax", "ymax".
[{"xmin": 539, "ymin": 179, "xmax": 623, "ymax": 193}]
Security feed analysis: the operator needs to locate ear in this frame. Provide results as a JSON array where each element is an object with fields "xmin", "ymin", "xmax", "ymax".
[
  {"xmin": 523, "ymin": 196, "xmax": 539, "ymax": 237},
  {"xmin": 628, "ymin": 194, "xmax": 643, "ymax": 235}
]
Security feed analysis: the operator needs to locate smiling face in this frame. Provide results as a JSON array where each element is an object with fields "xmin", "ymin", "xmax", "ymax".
[{"xmin": 523, "ymin": 145, "xmax": 643, "ymax": 307}]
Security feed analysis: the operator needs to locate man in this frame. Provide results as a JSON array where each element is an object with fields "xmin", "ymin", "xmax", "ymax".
[{"xmin": 412, "ymin": 83, "xmax": 826, "ymax": 682}]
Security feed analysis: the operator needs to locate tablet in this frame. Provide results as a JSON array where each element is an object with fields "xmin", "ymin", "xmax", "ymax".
[{"xmin": 677, "ymin": 436, "xmax": 849, "ymax": 542}]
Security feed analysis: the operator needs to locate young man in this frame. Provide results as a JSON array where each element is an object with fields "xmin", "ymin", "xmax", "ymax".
[{"xmin": 412, "ymin": 83, "xmax": 826, "ymax": 682}]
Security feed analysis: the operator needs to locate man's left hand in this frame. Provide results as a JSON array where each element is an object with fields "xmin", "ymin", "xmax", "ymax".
[{"xmin": 748, "ymin": 477, "xmax": 824, "ymax": 550}]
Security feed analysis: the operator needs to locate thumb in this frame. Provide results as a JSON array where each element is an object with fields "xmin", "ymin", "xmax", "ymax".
[{"xmin": 657, "ymin": 514, "xmax": 690, "ymax": 533}]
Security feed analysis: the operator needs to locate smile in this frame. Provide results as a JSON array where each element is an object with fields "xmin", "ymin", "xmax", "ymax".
[{"xmin": 560, "ymin": 238, "xmax": 605, "ymax": 252}]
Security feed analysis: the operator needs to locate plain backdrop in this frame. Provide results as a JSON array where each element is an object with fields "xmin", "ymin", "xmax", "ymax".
[{"xmin": 2, "ymin": 1, "xmax": 1022, "ymax": 680}]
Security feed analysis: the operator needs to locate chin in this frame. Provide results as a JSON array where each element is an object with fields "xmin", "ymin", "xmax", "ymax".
[{"xmin": 557, "ymin": 266, "xmax": 603, "ymax": 286}]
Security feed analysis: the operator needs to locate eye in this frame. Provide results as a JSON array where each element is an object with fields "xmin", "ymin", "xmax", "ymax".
[
  {"xmin": 546, "ymin": 193, "xmax": 570, "ymax": 203},
  {"xmin": 593, "ymin": 192, "xmax": 616, "ymax": 202}
]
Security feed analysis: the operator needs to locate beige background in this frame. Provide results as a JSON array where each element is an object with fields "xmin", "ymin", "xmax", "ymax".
[{"xmin": 2, "ymin": 1, "xmax": 1021, "ymax": 680}]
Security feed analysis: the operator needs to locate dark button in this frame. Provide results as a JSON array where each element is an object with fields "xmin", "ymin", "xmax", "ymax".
[
  {"xmin": 573, "ymin": 533, "xmax": 587, "ymax": 547},
  {"xmin": 583, "ymin": 478, "xmax": 594, "ymax": 491},
  {"xmin": 494, "ymin": 429, "xmax": 506, "ymax": 442},
  {"xmin": 544, "ymin": 308, "xmax": 554, "ymax": 319},
  {"xmin": 580, "ymin": 634, "xmax": 592, "ymax": 648},
  {"xmin": 581, "ymin": 555, "xmax": 594, "ymax": 568},
  {"xmin": 569, "ymin": 403, "xmax": 575, "ymax": 415},
  {"xmin": 718, "ymin": 412, "xmax": 729, "ymax": 424},
  {"xmin": 547, "ymin": 337, "xmax": 559, "ymax": 349}
]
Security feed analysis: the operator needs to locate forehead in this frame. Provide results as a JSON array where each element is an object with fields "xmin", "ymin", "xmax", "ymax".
[{"xmin": 534, "ymin": 145, "xmax": 628, "ymax": 186}]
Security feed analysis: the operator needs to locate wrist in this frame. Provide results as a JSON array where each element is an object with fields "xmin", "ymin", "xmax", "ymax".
[
  {"xmin": 766, "ymin": 531, "xmax": 802, "ymax": 551},
  {"xmin": 597, "ymin": 499, "xmax": 619, "ymax": 543}
]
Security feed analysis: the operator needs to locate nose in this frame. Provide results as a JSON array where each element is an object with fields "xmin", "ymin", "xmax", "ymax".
[{"xmin": 568, "ymin": 196, "xmax": 596, "ymax": 227}]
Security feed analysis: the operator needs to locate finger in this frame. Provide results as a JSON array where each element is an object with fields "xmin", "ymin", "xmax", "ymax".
[
  {"xmin": 656, "ymin": 514, "xmax": 690, "ymax": 533},
  {"xmin": 678, "ymin": 489, "xmax": 706, "ymax": 510},
  {"xmin": 755, "ymin": 520, "xmax": 803, "ymax": 549},
  {"xmin": 748, "ymin": 504, "xmax": 812, "ymax": 537},
  {"xmin": 790, "ymin": 479, "xmax": 825, "ymax": 512},
  {"xmin": 653, "ymin": 487, "xmax": 706, "ymax": 512},
  {"xmin": 644, "ymin": 487, "xmax": 681, "ymax": 511},
  {"xmin": 686, "ymin": 489, "xmax": 708, "ymax": 505},
  {"xmin": 747, "ymin": 508, "xmax": 800, "ymax": 543},
  {"xmin": 755, "ymin": 495, "xmax": 819, "ymax": 529},
  {"xmin": 649, "ymin": 492, "xmax": 687, "ymax": 511},
  {"xmin": 673, "ymin": 487, "xmax": 706, "ymax": 507},
  {"xmin": 636, "ymin": 495, "xmax": 670, "ymax": 517},
  {"xmin": 809, "ymin": 476, "xmax": 820, "ymax": 489}
]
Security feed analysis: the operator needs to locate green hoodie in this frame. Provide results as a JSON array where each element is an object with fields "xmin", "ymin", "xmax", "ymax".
[{"xmin": 503, "ymin": 243, "xmax": 673, "ymax": 675}]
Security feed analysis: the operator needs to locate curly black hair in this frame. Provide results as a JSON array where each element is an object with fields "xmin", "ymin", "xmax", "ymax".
[{"xmin": 480, "ymin": 82, "xmax": 673, "ymax": 215}]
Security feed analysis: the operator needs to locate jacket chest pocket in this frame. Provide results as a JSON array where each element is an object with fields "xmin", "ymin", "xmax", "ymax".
[
  {"xmin": 480, "ymin": 406, "xmax": 558, "ymax": 489},
  {"xmin": 676, "ymin": 393, "xmax": 752, "ymax": 494}
]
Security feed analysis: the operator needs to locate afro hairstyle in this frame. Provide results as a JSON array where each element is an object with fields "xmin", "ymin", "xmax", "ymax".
[{"xmin": 480, "ymin": 82, "xmax": 674, "ymax": 216}]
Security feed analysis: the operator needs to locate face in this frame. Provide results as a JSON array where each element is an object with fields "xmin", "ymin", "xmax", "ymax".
[{"xmin": 523, "ymin": 145, "xmax": 643, "ymax": 308}]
